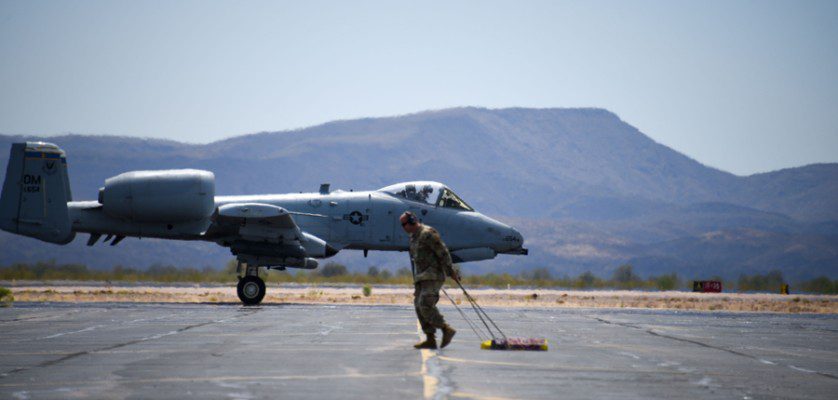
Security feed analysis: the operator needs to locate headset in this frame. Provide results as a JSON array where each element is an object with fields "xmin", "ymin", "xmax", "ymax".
[{"xmin": 402, "ymin": 211, "xmax": 418, "ymax": 226}]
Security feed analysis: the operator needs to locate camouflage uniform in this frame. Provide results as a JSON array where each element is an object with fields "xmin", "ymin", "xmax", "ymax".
[{"xmin": 410, "ymin": 224, "xmax": 456, "ymax": 336}]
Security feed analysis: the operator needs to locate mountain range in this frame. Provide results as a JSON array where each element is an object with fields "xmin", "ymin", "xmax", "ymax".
[{"xmin": 1, "ymin": 107, "xmax": 836, "ymax": 281}]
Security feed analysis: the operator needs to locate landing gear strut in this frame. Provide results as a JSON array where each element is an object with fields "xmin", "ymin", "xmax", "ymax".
[{"xmin": 236, "ymin": 261, "xmax": 265, "ymax": 305}]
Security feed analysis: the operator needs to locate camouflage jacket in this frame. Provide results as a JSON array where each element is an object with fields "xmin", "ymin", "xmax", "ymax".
[{"xmin": 409, "ymin": 224, "xmax": 456, "ymax": 283}]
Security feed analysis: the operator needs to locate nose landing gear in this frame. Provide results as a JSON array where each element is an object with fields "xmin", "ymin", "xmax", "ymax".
[{"xmin": 236, "ymin": 260, "xmax": 266, "ymax": 305}]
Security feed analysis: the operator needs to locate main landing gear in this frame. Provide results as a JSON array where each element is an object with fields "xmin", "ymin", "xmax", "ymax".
[{"xmin": 236, "ymin": 261, "xmax": 266, "ymax": 305}]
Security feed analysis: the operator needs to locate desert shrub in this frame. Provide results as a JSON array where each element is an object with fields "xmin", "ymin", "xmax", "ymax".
[
  {"xmin": 738, "ymin": 270, "xmax": 785, "ymax": 292},
  {"xmin": 613, "ymin": 264, "xmax": 639, "ymax": 283},
  {"xmin": 798, "ymin": 276, "xmax": 837, "ymax": 294},
  {"xmin": 318, "ymin": 262, "xmax": 348, "ymax": 277},
  {"xmin": 654, "ymin": 273, "xmax": 680, "ymax": 291},
  {"xmin": 520, "ymin": 267, "xmax": 552, "ymax": 281},
  {"xmin": 575, "ymin": 271, "xmax": 598, "ymax": 288},
  {"xmin": 0, "ymin": 287, "xmax": 13, "ymax": 306},
  {"xmin": 612, "ymin": 265, "xmax": 643, "ymax": 289},
  {"xmin": 224, "ymin": 260, "xmax": 239, "ymax": 274},
  {"xmin": 362, "ymin": 284, "xmax": 372, "ymax": 297}
]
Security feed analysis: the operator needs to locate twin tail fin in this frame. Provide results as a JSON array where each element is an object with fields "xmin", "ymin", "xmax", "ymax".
[{"xmin": 0, "ymin": 142, "xmax": 75, "ymax": 244}]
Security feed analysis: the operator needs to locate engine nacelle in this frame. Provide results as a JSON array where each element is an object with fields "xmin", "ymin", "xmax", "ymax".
[{"xmin": 99, "ymin": 169, "xmax": 215, "ymax": 223}]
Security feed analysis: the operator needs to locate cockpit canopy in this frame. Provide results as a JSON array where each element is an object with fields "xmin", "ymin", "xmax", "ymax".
[{"xmin": 379, "ymin": 181, "xmax": 474, "ymax": 211}]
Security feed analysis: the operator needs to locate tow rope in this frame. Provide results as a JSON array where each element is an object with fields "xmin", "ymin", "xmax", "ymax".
[
  {"xmin": 441, "ymin": 287, "xmax": 486, "ymax": 342},
  {"xmin": 444, "ymin": 277, "xmax": 548, "ymax": 351}
]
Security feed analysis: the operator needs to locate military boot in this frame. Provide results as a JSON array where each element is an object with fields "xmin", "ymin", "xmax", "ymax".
[
  {"xmin": 414, "ymin": 333, "xmax": 437, "ymax": 349},
  {"xmin": 441, "ymin": 325, "xmax": 456, "ymax": 348}
]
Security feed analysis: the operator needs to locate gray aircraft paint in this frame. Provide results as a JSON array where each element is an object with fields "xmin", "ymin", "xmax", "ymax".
[
  {"xmin": 1, "ymin": 142, "xmax": 526, "ymax": 270},
  {"xmin": 0, "ymin": 142, "xmax": 74, "ymax": 244}
]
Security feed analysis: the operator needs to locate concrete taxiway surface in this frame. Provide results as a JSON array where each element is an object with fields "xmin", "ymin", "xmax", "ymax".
[{"xmin": 1, "ymin": 303, "xmax": 836, "ymax": 399}]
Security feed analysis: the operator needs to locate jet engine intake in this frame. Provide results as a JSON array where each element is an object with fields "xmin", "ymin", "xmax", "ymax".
[{"xmin": 99, "ymin": 169, "xmax": 215, "ymax": 223}]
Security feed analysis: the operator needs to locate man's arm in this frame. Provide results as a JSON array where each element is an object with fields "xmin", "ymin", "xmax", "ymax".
[{"xmin": 426, "ymin": 230, "xmax": 460, "ymax": 281}]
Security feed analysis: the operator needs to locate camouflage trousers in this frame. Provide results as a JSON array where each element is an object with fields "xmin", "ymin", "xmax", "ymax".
[{"xmin": 414, "ymin": 280, "xmax": 447, "ymax": 335}]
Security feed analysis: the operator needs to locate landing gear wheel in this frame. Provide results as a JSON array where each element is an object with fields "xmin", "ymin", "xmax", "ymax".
[{"xmin": 237, "ymin": 275, "xmax": 266, "ymax": 305}]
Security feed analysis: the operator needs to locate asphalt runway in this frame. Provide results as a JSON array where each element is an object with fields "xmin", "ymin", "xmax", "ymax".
[{"xmin": 1, "ymin": 303, "xmax": 836, "ymax": 399}]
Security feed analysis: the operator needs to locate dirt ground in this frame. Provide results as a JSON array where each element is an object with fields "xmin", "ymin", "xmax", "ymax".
[{"xmin": 5, "ymin": 282, "xmax": 837, "ymax": 313}]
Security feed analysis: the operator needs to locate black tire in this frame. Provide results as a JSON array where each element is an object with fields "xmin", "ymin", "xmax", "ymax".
[{"xmin": 237, "ymin": 275, "xmax": 266, "ymax": 305}]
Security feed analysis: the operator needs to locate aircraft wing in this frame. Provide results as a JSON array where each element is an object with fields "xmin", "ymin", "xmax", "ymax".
[
  {"xmin": 213, "ymin": 203, "xmax": 303, "ymax": 242},
  {"xmin": 211, "ymin": 203, "xmax": 335, "ymax": 259}
]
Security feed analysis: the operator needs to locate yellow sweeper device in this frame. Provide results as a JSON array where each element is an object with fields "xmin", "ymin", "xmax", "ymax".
[
  {"xmin": 480, "ymin": 338, "xmax": 549, "ymax": 351},
  {"xmin": 443, "ymin": 279, "xmax": 548, "ymax": 351}
]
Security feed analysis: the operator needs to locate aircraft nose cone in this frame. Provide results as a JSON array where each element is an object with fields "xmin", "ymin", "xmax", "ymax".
[
  {"xmin": 494, "ymin": 223, "xmax": 527, "ymax": 254},
  {"xmin": 462, "ymin": 213, "xmax": 526, "ymax": 253},
  {"xmin": 511, "ymin": 227, "xmax": 524, "ymax": 246},
  {"xmin": 491, "ymin": 220, "xmax": 525, "ymax": 252},
  {"xmin": 504, "ymin": 226, "xmax": 524, "ymax": 250}
]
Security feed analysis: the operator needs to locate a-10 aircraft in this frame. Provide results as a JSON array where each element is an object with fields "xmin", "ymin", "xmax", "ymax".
[{"xmin": 0, "ymin": 142, "xmax": 528, "ymax": 304}]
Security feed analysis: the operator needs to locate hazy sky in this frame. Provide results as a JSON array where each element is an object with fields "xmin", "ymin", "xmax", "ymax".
[{"xmin": 1, "ymin": 0, "xmax": 836, "ymax": 175}]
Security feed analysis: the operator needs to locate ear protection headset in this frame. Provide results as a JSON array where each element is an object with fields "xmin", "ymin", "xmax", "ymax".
[{"xmin": 403, "ymin": 211, "xmax": 418, "ymax": 225}]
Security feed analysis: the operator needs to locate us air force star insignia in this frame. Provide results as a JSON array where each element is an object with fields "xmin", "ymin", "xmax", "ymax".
[{"xmin": 343, "ymin": 210, "xmax": 369, "ymax": 225}]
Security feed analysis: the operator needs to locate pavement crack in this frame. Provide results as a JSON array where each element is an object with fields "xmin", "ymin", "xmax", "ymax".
[
  {"xmin": 0, "ymin": 308, "xmax": 262, "ymax": 379},
  {"xmin": 425, "ymin": 350, "xmax": 455, "ymax": 400},
  {"xmin": 0, "ymin": 316, "xmax": 43, "ymax": 323},
  {"xmin": 417, "ymin": 321, "xmax": 456, "ymax": 399},
  {"xmin": 0, "ymin": 309, "xmax": 89, "ymax": 323},
  {"xmin": 589, "ymin": 316, "xmax": 838, "ymax": 381}
]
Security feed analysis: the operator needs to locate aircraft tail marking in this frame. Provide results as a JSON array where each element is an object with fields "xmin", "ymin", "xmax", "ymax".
[{"xmin": 0, "ymin": 142, "xmax": 75, "ymax": 244}]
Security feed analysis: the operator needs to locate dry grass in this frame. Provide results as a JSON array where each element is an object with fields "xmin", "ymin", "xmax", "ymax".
[{"xmin": 6, "ymin": 284, "xmax": 838, "ymax": 313}]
